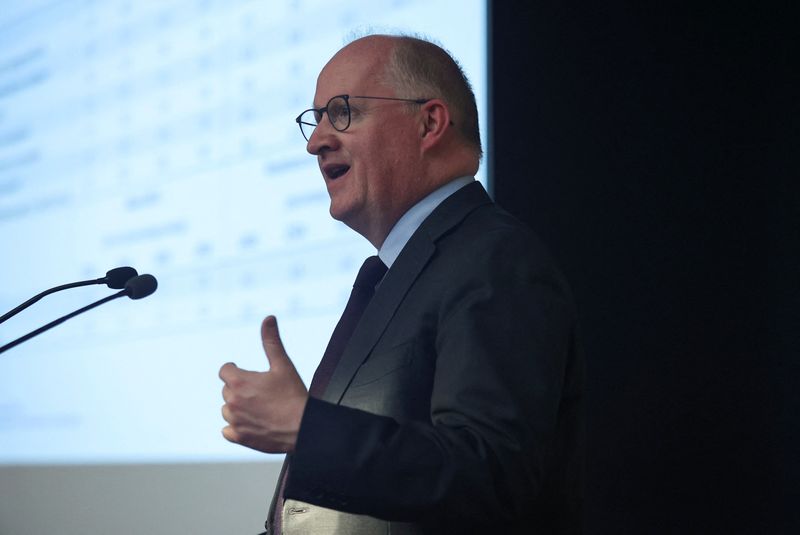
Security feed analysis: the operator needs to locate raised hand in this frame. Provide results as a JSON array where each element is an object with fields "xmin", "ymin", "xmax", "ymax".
[{"xmin": 219, "ymin": 316, "xmax": 308, "ymax": 453}]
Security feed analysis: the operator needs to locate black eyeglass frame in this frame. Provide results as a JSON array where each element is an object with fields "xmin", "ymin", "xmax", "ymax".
[{"xmin": 295, "ymin": 94, "xmax": 430, "ymax": 141}]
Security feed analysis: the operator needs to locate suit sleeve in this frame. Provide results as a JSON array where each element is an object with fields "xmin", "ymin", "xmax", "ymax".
[{"xmin": 284, "ymin": 230, "xmax": 578, "ymax": 527}]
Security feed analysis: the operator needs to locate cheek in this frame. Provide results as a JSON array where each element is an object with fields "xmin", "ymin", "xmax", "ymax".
[
  {"xmin": 352, "ymin": 118, "xmax": 417, "ymax": 185},
  {"xmin": 367, "ymin": 137, "xmax": 406, "ymax": 171}
]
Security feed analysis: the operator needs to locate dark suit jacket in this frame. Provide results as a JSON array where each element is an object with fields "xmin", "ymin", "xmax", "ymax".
[{"xmin": 267, "ymin": 182, "xmax": 584, "ymax": 534}]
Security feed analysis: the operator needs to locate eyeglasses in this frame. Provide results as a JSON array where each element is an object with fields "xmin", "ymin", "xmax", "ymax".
[{"xmin": 295, "ymin": 94, "xmax": 430, "ymax": 141}]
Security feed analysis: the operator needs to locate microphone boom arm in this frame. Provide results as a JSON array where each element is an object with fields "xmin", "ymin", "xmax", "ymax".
[
  {"xmin": 0, "ymin": 267, "xmax": 138, "ymax": 325},
  {"xmin": 0, "ymin": 290, "xmax": 127, "ymax": 355},
  {"xmin": 0, "ymin": 280, "xmax": 97, "ymax": 324}
]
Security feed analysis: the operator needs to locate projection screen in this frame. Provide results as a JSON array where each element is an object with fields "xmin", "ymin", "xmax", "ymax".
[{"xmin": 0, "ymin": 1, "xmax": 487, "ymax": 533}]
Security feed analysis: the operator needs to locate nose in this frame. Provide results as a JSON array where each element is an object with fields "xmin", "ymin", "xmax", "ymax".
[{"xmin": 306, "ymin": 114, "xmax": 339, "ymax": 156}]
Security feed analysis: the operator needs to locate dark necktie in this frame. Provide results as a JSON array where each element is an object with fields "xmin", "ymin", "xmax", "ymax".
[
  {"xmin": 308, "ymin": 255, "xmax": 388, "ymax": 398},
  {"xmin": 272, "ymin": 255, "xmax": 387, "ymax": 534}
]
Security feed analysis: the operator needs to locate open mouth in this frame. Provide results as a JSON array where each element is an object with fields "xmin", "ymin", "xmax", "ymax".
[{"xmin": 323, "ymin": 164, "xmax": 350, "ymax": 180}]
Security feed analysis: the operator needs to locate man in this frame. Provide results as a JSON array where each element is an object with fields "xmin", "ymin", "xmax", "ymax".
[{"xmin": 219, "ymin": 34, "xmax": 584, "ymax": 534}]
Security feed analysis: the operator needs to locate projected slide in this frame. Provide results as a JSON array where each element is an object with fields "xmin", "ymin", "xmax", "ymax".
[{"xmin": 0, "ymin": 0, "xmax": 487, "ymax": 464}]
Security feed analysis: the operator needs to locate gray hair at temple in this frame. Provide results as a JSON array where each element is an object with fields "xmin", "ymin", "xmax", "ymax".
[{"xmin": 381, "ymin": 35, "xmax": 483, "ymax": 159}]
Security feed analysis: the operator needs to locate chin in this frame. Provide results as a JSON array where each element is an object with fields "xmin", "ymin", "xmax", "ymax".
[
  {"xmin": 328, "ymin": 200, "xmax": 354, "ymax": 224},
  {"xmin": 329, "ymin": 201, "xmax": 369, "ymax": 236}
]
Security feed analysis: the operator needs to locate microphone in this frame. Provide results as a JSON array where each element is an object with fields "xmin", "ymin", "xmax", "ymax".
[
  {"xmin": 0, "ymin": 274, "xmax": 158, "ymax": 355},
  {"xmin": 103, "ymin": 267, "xmax": 139, "ymax": 289},
  {"xmin": 0, "ymin": 267, "xmax": 138, "ymax": 325},
  {"xmin": 124, "ymin": 274, "xmax": 158, "ymax": 299}
]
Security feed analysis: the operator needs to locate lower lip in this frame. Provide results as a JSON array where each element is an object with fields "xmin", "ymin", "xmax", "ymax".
[{"xmin": 328, "ymin": 168, "xmax": 350, "ymax": 182}]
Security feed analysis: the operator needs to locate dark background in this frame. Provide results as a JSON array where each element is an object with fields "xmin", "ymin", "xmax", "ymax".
[{"xmin": 490, "ymin": 2, "xmax": 797, "ymax": 532}]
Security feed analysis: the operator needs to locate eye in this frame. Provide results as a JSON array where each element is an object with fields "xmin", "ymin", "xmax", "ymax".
[{"xmin": 329, "ymin": 102, "xmax": 349, "ymax": 121}]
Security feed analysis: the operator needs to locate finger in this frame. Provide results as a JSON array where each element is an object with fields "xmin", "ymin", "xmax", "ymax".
[
  {"xmin": 222, "ymin": 425, "xmax": 240, "ymax": 444},
  {"xmin": 218, "ymin": 362, "xmax": 240, "ymax": 383},
  {"xmin": 261, "ymin": 315, "xmax": 294, "ymax": 371},
  {"xmin": 222, "ymin": 384, "xmax": 232, "ymax": 402},
  {"xmin": 221, "ymin": 403, "xmax": 233, "ymax": 424}
]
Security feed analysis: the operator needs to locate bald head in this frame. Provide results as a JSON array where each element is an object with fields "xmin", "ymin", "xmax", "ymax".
[
  {"xmin": 323, "ymin": 35, "xmax": 482, "ymax": 159},
  {"xmin": 317, "ymin": 35, "xmax": 396, "ymax": 100}
]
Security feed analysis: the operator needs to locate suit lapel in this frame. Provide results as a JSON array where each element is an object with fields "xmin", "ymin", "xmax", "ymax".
[
  {"xmin": 321, "ymin": 182, "xmax": 493, "ymax": 404},
  {"xmin": 322, "ymin": 235, "xmax": 434, "ymax": 404}
]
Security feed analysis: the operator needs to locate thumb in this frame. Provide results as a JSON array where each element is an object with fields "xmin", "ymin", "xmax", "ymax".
[{"xmin": 261, "ymin": 315, "xmax": 293, "ymax": 371}]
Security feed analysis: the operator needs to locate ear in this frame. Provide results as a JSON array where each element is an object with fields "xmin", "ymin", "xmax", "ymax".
[{"xmin": 418, "ymin": 99, "xmax": 452, "ymax": 151}]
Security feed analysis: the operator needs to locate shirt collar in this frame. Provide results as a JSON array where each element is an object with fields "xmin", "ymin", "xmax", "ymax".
[{"xmin": 378, "ymin": 176, "xmax": 475, "ymax": 269}]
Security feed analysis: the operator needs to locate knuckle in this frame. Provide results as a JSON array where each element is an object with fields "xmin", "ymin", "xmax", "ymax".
[
  {"xmin": 227, "ymin": 374, "xmax": 245, "ymax": 388},
  {"xmin": 225, "ymin": 395, "xmax": 240, "ymax": 410}
]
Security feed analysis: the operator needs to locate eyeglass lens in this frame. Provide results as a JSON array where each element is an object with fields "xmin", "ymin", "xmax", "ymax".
[{"xmin": 300, "ymin": 96, "xmax": 350, "ymax": 140}]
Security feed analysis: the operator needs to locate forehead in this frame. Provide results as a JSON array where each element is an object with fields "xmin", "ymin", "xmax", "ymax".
[{"xmin": 313, "ymin": 39, "xmax": 394, "ymax": 106}]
